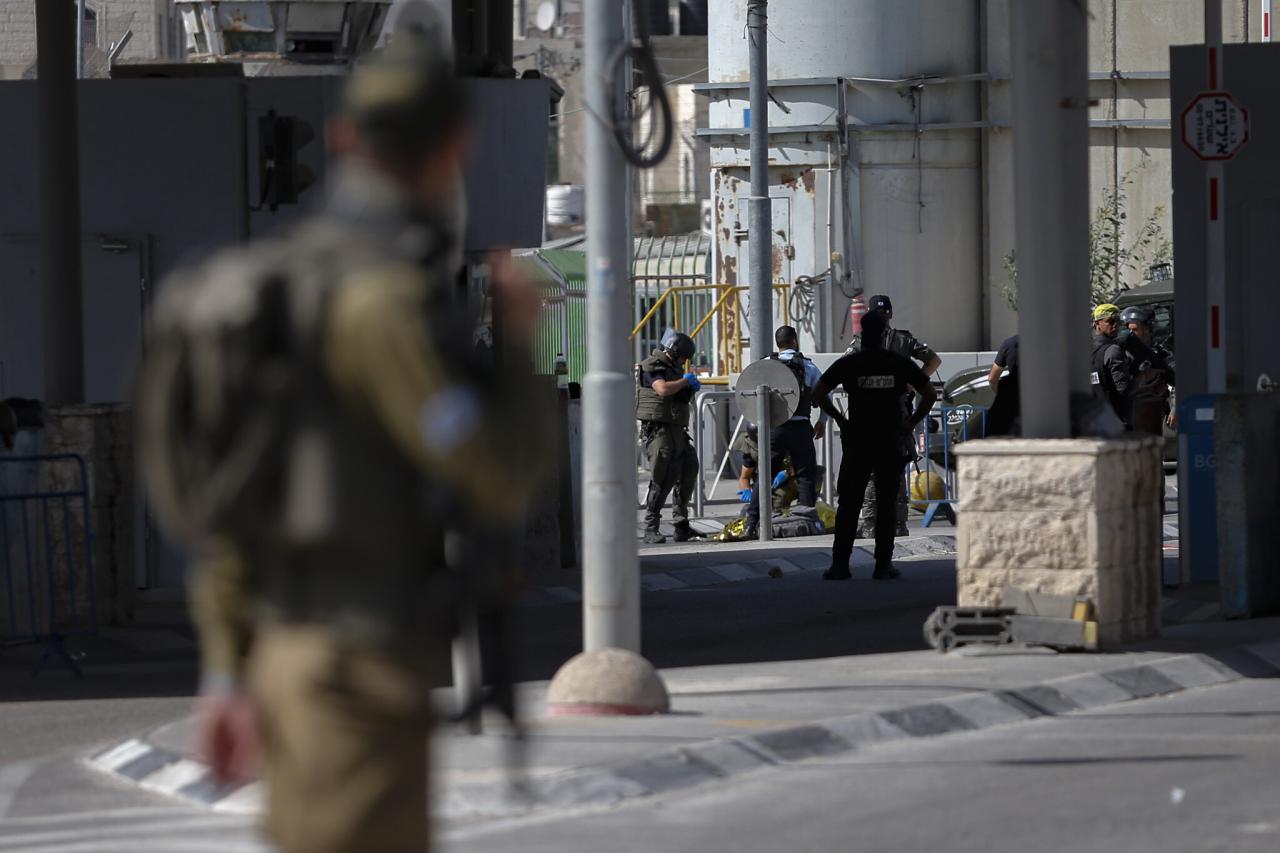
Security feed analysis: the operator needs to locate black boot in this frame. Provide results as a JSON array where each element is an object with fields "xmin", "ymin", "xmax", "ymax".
[
  {"xmin": 643, "ymin": 527, "xmax": 666, "ymax": 544},
  {"xmin": 871, "ymin": 561, "xmax": 900, "ymax": 580},
  {"xmin": 672, "ymin": 522, "xmax": 702, "ymax": 542}
]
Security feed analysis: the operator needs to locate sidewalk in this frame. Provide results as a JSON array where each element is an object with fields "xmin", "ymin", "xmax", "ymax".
[{"xmin": 87, "ymin": 564, "xmax": 1280, "ymax": 825}]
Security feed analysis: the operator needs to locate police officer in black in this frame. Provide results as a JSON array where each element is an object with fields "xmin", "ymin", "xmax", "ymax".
[
  {"xmin": 637, "ymin": 329, "xmax": 702, "ymax": 544},
  {"xmin": 845, "ymin": 295, "xmax": 941, "ymax": 536},
  {"xmin": 814, "ymin": 310, "xmax": 937, "ymax": 580},
  {"xmin": 1090, "ymin": 303, "xmax": 1133, "ymax": 426},
  {"xmin": 742, "ymin": 325, "xmax": 828, "ymax": 537},
  {"xmin": 1118, "ymin": 305, "xmax": 1176, "ymax": 436}
]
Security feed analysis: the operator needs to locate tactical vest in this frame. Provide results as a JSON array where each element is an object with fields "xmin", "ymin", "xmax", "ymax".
[
  {"xmin": 770, "ymin": 352, "xmax": 812, "ymax": 419},
  {"xmin": 846, "ymin": 328, "xmax": 915, "ymax": 361},
  {"xmin": 140, "ymin": 211, "xmax": 458, "ymax": 648},
  {"xmin": 635, "ymin": 354, "xmax": 690, "ymax": 426}
]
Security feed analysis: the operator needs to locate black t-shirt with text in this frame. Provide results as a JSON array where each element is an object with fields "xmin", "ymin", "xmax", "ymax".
[{"xmin": 820, "ymin": 349, "xmax": 931, "ymax": 447}]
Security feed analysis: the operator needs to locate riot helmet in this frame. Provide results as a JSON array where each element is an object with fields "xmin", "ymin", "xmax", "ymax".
[
  {"xmin": 660, "ymin": 329, "xmax": 696, "ymax": 363},
  {"xmin": 1119, "ymin": 305, "xmax": 1155, "ymax": 329}
]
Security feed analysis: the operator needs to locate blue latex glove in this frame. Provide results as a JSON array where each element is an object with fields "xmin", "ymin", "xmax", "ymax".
[
  {"xmin": 737, "ymin": 488, "xmax": 754, "ymax": 503},
  {"xmin": 683, "ymin": 372, "xmax": 702, "ymax": 392},
  {"xmin": 771, "ymin": 470, "xmax": 788, "ymax": 489}
]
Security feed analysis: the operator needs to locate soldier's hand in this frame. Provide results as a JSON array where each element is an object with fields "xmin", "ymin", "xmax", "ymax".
[
  {"xmin": 195, "ymin": 689, "xmax": 261, "ymax": 785},
  {"xmin": 488, "ymin": 249, "xmax": 541, "ymax": 345},
  {"xmin": 813, "ymin": 421, "xmax": 826, "ymax": 441}
]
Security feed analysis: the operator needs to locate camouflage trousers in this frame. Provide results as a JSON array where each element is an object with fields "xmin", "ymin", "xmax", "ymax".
[
  {"xmin": 641, "ymin": 422, "xmax": 698, "ymax": 529},
  {"xmin": 858, "ymin": 457, "xmax": 910, "ymax": 535}
]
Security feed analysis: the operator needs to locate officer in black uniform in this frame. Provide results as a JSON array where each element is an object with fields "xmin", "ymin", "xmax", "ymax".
[
  {"xmin": 845, "ymin": 295, "xmax": 941, "ymax": 536},
  {"xmin": 742, "ymin": 325, "xmax": 828, "ymax": 537},
  {"xmin": 637, "ymin": 329, "xmax": 701, "ymax": 544},
  {"xmin": 814, "ymin": 311, "xmax": 937, "ymax": 580},
  {"xmin": 1090, "ymin": 303, "xmax": 1133, "ymax": 426},
  {"xmin": 986, "ymin": 334, "xmax": 1020, "ymax": 436},
  {"xmin": 1118, "ymin": 305, "xmax": 1176, "ymax": 437}
]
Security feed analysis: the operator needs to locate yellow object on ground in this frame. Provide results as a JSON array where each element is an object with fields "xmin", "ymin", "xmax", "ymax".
[{"xmin": 909, "ymin": 471, "xmax": 945, "ymax": 510}]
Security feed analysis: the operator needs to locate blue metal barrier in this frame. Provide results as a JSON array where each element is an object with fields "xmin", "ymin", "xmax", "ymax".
[
  {"xmin": 0, "ymin": 454, "xmax": 97, "ymax": 676},
  {"xmin": 914, "ymin": 405, "xmax": 988, "ymax": 528}
]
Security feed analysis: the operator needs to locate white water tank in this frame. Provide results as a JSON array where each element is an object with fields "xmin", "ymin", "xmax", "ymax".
[{"xmin": 706, "ymin": 0, "xmax": 985, "ymax": 352}]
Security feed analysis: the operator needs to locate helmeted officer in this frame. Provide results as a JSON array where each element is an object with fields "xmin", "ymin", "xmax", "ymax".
[
  {"xmin": 844, "ymin": 295, "xmax": 941, "ymax": 536},
  {"xmin": 741, "ymin": 325, "xmax": 829, "ymax": 537},
  {"xmin": 138, "ymin": 26, "xmax": 546, "ymax": 853},
  {"xmin": 1118, "ymin": 305, "xmax": 1176, "ymax": 436},
  {"xmin": 815, "ymin": 310, "xmax": 938, "ymax": 580},
  {"xmin": 1091, "ymin": 303, "xmax": 1133, "ymax": 426},
  {"xmin": 636, "ymin": 329, "xmax": 701, "ymax": 544}
]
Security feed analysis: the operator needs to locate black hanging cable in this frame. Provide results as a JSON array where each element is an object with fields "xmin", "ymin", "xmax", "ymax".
[{"xmin": 610, "ymin": 0, "xmax": 675, "ymax": 169}]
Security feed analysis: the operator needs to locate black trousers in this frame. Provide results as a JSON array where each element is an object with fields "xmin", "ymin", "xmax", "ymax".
[
  {"xmin": 832, "ymin": 442, "xmax": 903, "ymax": 567},
  {"xmin": 745, "ymin": 419, "xmax": 818, "ymax": 528}
]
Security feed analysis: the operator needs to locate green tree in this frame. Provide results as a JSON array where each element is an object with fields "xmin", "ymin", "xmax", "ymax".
[{"xmin": 1001, "ymin": 168, "xmax": 1172, "ymax": 312}]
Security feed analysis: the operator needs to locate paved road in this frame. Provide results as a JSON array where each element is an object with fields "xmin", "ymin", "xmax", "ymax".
[{"xmin": 443, "ymin": 677, "xmax": 1280, "ymax": 853}]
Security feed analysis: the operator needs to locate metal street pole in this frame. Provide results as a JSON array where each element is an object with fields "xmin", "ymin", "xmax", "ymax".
[
  {"xmin": 1009, "ymin": 0, "xmax": 1089, "ymax": 438},
  {"xmin": 1203, "ymin": 0, "xmax": 1227, "ymax": 392},
  {"xmin": 582, "ymin": 0, "xmax": 639, "ymax": 653},
  {"xmin": 76, "ymin": 0, "xmax": 85, "ymax": 79},
  {"xmin": 37, "ymin": 0, "xmax": 86, "ymax": 405},
  {"xmin": 755, "ymin": 387, "xmax": 773, "ymax": 541},
  {"xmin": 747, "ymin": 1, "xmax": 772, "ymax": 363}
]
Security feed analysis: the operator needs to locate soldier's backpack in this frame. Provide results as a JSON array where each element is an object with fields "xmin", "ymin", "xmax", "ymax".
[{"xmin": 134, "ymin": 224, "xmax": 354, "ymax": 548}]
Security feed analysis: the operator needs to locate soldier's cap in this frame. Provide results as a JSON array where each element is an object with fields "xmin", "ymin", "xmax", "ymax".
[
  {"xmin": 343, "ymin": 26, "xmax": 467, "ymax": 163},
  {"xmin": 868, "ymin": 294, "xmax": 893, "ymax": 313},
  {"xmin": 1093, "ymin": 303, "xmax": 1121, "ymax": 322}
]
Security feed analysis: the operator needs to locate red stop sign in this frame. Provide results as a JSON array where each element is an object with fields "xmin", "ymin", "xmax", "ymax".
[{"xmin": 1181, "ymin": 92, "xmax": 1250, "ymax": 161}]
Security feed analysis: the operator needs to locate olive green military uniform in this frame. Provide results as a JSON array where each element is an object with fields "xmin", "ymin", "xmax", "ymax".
[
  {"xmin": 637, "ymin": 351, "xmax": 698, "ymax": 533},
  {"xmin": 163, "ymin": 29, "xmax": 545, "ymax": 853},
  {"xmin": 179, "ymin": 160, "xmax": 541, "ymax": 853},
  {"xmin": 844, "ymin": 327, "xmax": 937, "ymax": 536}
]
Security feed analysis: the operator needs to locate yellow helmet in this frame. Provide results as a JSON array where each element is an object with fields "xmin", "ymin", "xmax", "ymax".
[
  {"xmin": 910, "ymin": 471, "xmax": 946, "ymax": 511},
  {"xmin": 1092, "ymin": 303, "xmax": 1121, "ymax": 322}
]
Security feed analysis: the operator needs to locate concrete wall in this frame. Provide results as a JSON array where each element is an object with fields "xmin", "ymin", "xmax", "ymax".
[
  {"xmin": 513, "ymin": 34, "xmax": 710, "ymax": 216},
  {"xmin": 0, "ymin": 0, "xmax": 178, "ymax": 79},
  {"xmin": 984, "ymin": 0, "xmax": 1263, "ymax": 347}
]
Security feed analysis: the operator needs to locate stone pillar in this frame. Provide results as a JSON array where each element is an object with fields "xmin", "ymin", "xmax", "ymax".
[
  {"xmin": 955, "ymin": 437, "xmax": 1163, "ymax": 647},
  {"xmin": 41, "ymin": 405, "xmax": 136, "ymax": 627}
]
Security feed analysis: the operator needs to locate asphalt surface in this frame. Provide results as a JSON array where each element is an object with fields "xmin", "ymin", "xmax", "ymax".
[{"xmin": 442, "ymin": 677, "xmax": 1280, "ymax": 853}]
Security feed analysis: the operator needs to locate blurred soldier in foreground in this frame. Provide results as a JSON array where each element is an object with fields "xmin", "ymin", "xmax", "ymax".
[
  {"xmin": 135, "ymin": 28, "xmax": 543, "ymax": 853},
  {"xmin": 636, "ymin": 329, "xmax": 701, "ymax": 544},
  {"xmin": 845, "ymin": 296, "xmax": 941, "ymax": 536}
]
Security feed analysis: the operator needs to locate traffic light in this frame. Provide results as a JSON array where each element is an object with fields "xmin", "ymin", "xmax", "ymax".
[{"xmin": 258, "ymin": 110, "xmax": 317, "ymax": 211}]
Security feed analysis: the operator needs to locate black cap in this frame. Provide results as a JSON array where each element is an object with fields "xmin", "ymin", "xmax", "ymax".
[{"xmin": 868, "ymin": 294, "xmax": 893, "ymax": 314}]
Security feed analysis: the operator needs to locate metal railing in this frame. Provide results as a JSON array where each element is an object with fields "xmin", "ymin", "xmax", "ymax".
[
  {"xmin": 632, "ymin": 283, "xmax": 791, "ymax": 383},
  {"xmin": 1, "ymin": 454, "xmax": 97, "ymax": 676},
  {"xmin": 689, "ymin": 390, "xmax": 987, "ymax": 528}
]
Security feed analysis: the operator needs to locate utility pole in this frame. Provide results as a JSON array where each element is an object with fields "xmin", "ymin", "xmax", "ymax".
[
  {"xmin": 747, "ymin": 0, "xmax": 772, "ymax": 363},
  {"xmin": 1203, "ymin": 0, "xmax": 1226, "ymax": 391},
  {"xmin": 582, "ymin": 0, "xmax": 639, "ymax": 653},
  {"xmin": 38, "ymin": 0, "xmax": 86, "ymax": 405},
  {"xmin": 1009, "ymin": 0, "xmax": 1088, "ymax": 437}
]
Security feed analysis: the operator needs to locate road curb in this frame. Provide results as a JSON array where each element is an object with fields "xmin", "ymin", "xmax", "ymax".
[{"xmin": 87, "ymin": 638, "xmax": 1280, "ymax": 820}]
